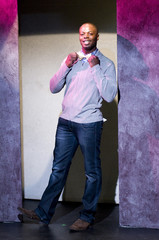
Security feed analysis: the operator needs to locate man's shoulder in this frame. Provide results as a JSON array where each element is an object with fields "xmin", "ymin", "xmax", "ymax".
[{"xmin": 97, "ymin": 50, "xmax": 114, "ymax": 66}]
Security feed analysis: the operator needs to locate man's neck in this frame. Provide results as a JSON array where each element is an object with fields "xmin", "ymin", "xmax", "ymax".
[{"xmin": 82, "ymin": 47, "xmax": 97, "ymax": 55}]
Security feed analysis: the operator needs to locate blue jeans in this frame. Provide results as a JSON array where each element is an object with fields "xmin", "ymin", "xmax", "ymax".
[{"xmin": 35, "ymin": 117, "xmax": 103, "ymax": 224}]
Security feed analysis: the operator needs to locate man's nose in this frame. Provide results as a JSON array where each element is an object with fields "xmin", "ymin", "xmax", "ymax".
[{"xmin": 84, "ymin": 33, "xmax": 89, "ymax": 38}]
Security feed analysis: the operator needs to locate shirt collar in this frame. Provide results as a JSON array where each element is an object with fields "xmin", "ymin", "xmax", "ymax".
[{"xmin": 80, "ymin": 48, "xmax": 98, "ymax": 56}]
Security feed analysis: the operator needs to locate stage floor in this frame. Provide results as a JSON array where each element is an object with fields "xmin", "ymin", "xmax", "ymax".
[{"xmin": 0, "ymin": 200, "xmax": 159, "ymax": 240}]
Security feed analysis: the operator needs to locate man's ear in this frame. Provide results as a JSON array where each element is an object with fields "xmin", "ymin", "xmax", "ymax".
[{"xmin": 97, "ymin": 34, "xmax": 99, "ymax": 41}]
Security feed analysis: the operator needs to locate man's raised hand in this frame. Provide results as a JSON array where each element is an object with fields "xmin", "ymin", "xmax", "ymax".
[
  {"xmin": 87, "ymin": 55, "xmax": 100, "ymax": 68},
  {"xmin": 65, "ymin": 52, "xmax": 78, "ymax": 68}
]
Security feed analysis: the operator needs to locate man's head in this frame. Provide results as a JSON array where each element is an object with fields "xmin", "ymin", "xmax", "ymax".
[{"xmin": 79, "ymin": 23, "xmax": 99, "ymax": 54}]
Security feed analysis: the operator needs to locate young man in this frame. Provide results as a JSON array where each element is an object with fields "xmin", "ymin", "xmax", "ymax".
[{"xmin": 18, "ymin": 23, "xmax": 117, "ymax": 231}]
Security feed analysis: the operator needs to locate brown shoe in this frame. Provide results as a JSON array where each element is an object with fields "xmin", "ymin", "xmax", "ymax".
[
  {"xmin": 69, "ymin": 218, "xmax": 91, "ymax": 231},
  {"xmin": 17, "ymin": 207, "xmax": 40, "ymax": 222}
]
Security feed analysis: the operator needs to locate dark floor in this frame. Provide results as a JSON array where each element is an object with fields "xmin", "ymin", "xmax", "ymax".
[{"xmin": 0, "ymin": 200, "xmax": 159, "ymax": 240}]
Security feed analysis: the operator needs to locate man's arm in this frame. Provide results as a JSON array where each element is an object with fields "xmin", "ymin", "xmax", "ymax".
[
  {"xmin": 88, "ymin": 56, "xmax": 117, "ymax": 102},
  {"xmin": 50, "ymin": 52, "xmax": 78, "ymax": 93},
  {"xmin": 50, "ymin": 63, "xmax": 69, "ymax": 93}
]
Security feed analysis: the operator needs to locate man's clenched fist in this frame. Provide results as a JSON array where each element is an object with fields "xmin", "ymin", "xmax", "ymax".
[
  {"xmin": 65, "ymin": 52, "xmax": 78, "ymax": 68},
  {"xmin": 87, "ymin": 55, "xmax": 100, "ymax": 68}
]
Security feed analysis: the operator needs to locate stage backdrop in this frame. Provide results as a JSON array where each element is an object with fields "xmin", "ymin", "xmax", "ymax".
[
  {"xmin": 19, "ymin": 0, "xmax": 118, "ymax": 203},
  {"xmin": 0, "ymin": 0, "xmax": 22, "ymax": 221},
  {"xmin": 117, "ymin": 0, "xmax": 159, "ymax": 228}
]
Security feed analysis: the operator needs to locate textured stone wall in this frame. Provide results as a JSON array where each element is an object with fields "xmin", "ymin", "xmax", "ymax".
[
  {"xmin": 0, "ymin": 0, "xmax": 22, "ymax": 222},
  {"xmin": 117, "ymin": 0, "xmax": 159, "ymax": 228}
]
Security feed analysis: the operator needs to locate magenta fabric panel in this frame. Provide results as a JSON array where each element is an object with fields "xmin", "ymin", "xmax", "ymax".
[
  {"xmin": 117, "ymin": 0, "xmax": 159, "ymax": 228},
  {"xmin": 0, "ymin": 0, "xmax": 22, "ymax": 222}
]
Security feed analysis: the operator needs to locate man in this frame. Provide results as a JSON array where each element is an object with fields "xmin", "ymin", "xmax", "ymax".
[{"xmin": 18, "ymin": 23, "xmax": 117, "ymax": 231}]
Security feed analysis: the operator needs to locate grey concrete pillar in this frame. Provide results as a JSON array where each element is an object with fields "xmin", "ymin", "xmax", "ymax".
[
  {"xmin": 0, "ymin": 0, "xmax": 22, "ymax": 222},
  {"xmin": 117, "ymin": 0, "xmax": 159, "ymax": 229}
]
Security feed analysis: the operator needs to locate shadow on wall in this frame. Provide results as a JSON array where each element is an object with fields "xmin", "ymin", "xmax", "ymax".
[
  {"xmin": 18, "ymin": 0, "xmax": 116, "ymax": 35},
  {"xmin": 63, "ymin": 100, "xmax": 118, "ymax": 203},
  {"xmin": 118, "ymin": 35, "xmax": 159, "ymax": 227}
]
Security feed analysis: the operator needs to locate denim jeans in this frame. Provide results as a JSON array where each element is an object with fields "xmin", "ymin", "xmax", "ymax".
[{"xmin": 35, "ymin": 117, "xmax": 103, "ymax": 224}]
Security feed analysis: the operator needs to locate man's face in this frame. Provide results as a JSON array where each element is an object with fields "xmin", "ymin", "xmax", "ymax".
[{"xmin": 79, "ymin": 23, "xmax": 99, "ymax": 53}]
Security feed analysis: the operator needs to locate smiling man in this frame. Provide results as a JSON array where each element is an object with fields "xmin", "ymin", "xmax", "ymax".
[
  {"xmin": 79, "ymin": 23, "xmax": 99, "ymax": 52},
  {"xmin": 18, "ymin": 23, "xmax": 117, "ymax": 232}
]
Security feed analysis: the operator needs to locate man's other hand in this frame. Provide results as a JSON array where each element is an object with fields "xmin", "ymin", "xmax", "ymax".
[
  {"xmin": 65, "ymin": 52, "xmax": 78, "ymax": 68},
  {"xmin": 88, "ymin": 55, "xmax": 100, "ymax": 68}
]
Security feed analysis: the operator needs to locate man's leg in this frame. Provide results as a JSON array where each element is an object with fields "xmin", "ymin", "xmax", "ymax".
[
  {"xmin": 19, "ymin": 118, "xmax": 78, "ymax": 224},
  {"xmin": 78, "ymin": 121, "xmax": 103, "ymax": 224}
]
